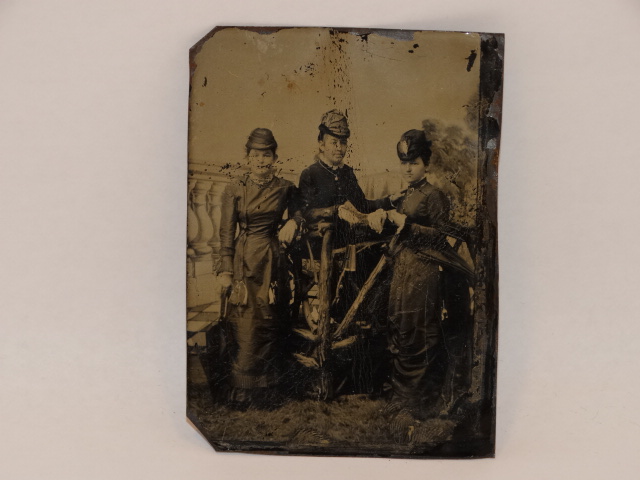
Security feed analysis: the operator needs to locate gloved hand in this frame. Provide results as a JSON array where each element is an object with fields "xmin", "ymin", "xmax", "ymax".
[
  {"xmin": 337, "ymin": 204, "xmax": 362, "ymax": 225},
  {"xmin": 278, "ymin": 219, "xmax": 298, "ymax": 244},
  {"xmin": 366, "ymin": 209, "xmax": 387, "ymax": 234},
  {"xmin": 218, "ymin": 272, "xmax": 233, "ymax": 288},
  {"xmin": 387, "ymin": 210, "xmax": 407, "ymax": 232}
]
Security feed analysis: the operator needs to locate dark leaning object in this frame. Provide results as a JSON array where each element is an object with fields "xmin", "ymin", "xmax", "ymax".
[{"xmin": 186, "ymin": 26, "xmax": 503, "ymax": 459}]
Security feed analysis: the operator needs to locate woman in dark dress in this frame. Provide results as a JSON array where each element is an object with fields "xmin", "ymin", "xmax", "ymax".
[
  {"xmin": 382, "ymin": 129, "xmax": 474, "ymax": 428},
  {"xmin": 217, "ymin": 128, "xmax": 300, "ymax": 408}
]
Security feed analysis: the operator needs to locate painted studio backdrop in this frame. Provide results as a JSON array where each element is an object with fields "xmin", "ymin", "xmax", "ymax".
[{"xmin": 186, "ymin": 27, "xmax": 501, "ymax": 458}]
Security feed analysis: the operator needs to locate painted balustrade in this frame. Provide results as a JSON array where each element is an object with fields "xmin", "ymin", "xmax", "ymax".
[{"xmin": 187, "ymin": 167, "xmax": 231, "ymax": 307}]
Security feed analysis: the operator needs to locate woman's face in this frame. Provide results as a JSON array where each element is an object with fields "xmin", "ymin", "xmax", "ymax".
[
  {"xmin": 401, "ymin": 157, "xmax": 427, "ymax": 185},
  {"xmin": 318, "ymin": 135, "xmax": 348, "ymax": 166},
  {"xmin": 247, "ymin": 149, "xmax": 276, "ymax": 177}
]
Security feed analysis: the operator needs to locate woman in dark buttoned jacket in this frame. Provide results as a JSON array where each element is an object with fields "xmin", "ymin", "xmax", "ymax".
[
  {"xmin": 217, "ymin": 128, "xmax": 300, "ymax": 408},
  {"xmin": 383, "ymin": 129, "xmax": 474, "ymax": 423}
]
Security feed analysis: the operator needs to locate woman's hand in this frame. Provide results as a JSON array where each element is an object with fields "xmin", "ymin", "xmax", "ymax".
[
  {"xmin": 278, "ymin": 219, "xmax": 298, "ymax": 245},
  {"xmin": 337, "ymin": 204, "xmax": 361, "ymax": 225},
  {"xmin": 366, "ymin": 209, "xmax": 387, "ymax": 234},
  {"xmin": 218, "ymin": 272, "xmax": 233, "ymax": 288},
  {"xmin": 387, "ymin": 210, "xmax": 407, "ymax": 231}
]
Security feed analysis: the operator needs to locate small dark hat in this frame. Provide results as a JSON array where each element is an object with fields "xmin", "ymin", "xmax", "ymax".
[
  {"xmin": 319, "ymin": 109, "xmax": 350, "ymax": 139},
  {"xmin": 246, "ymin": 128, "xmax": 278, "ymax": 151},
  {"xmin": 396, "ymin": 129, "xmax": 432, "ymax": 163}
]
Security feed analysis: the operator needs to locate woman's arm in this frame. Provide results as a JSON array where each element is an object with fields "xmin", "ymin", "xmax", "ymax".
[
  {"xmin": 345, "ymin": 169, "xmax": 394, "ymax": 213},
  {"xmin": 407, "ymin": 189, "xmax": 450, "ymax": 247},
  {"xmin": 286, "ymin": 183, "xmax": 305, "ymax": 228},
  {"xmin": 297, "ymin": 168, "xmax": 314, "ymax": 216},
  {"xmin": 278, "ymin": 183, "xmax": 301, "ymax": 244},
  {"xmin": 387, "ymin": 189, "xmax": 450, "ymax": 248},
  {"xmin": 217, "ymin": 183, "xmax": 238, "ymax": 276}
]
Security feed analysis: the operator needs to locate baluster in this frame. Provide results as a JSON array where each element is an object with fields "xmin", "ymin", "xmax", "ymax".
[
  {"xmin": 207, "ymin": 180, "xmax": 226, "ymax": 255},
  {"xmin": 191, "ymin": 180, "xmax": 214, "ymax": 255}
]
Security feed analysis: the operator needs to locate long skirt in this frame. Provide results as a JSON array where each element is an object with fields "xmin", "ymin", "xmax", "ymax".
[
  {"xmin": 227, "ymin": 266, "xmax": 290, "ymax": 392},
  {"xmin": 388, "ymin": 247, "xmax": 472, "ymax": 414},
  {"xmin": 388, "ymin": 248, "xmax": 444, "ymax": 410}
]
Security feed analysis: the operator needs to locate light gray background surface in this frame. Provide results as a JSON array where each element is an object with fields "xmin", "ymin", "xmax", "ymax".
[{"xmin": 2, "ymin": 1, "xmax": 639, "ymax": 478}]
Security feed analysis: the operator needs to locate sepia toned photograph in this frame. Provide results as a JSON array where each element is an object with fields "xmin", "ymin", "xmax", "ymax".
[
  {"xmin": 9, "ymin": 1, "xmax": 640, "ymax": 477},
  {"xmin": 186, "ymin": 26, "xmax": 502, "ymax": 458}
]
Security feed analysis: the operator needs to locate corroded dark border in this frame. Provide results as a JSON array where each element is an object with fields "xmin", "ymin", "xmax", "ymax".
[
  {"xmin": 187, "ymin": 27, "xmax": 504, "ymax": 459},
  {"xmin": 475, "ymin": 32, "xmax": 503, "ymax": 457}
]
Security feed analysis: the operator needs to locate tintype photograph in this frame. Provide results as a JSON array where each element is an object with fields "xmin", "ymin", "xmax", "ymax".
[{"xmin": 186, "ymin": 26, "xmax": 502, "ymax": 458}]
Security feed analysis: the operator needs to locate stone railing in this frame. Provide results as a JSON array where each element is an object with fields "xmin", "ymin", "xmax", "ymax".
[
  {"xmin": 187, "ymin": 166, "xmax": 231, "ymax": 308},
  {"xmin": 186, "ymin": 165, "xmax": 298, "ymax": 309}
]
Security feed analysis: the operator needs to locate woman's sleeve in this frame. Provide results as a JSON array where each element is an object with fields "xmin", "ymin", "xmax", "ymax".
[
  {"xmin": 407, "ymin": 190, "xmax": 450, "ymax": 247},
  {"xmin": 287, "ymin": 182, "xmax": 305, "ymax": 227},
  {"xmin": 297, "ymin": 168, "xmax": 313, "ymax": 216},
  {"xmin": 346, "ymin": 170, "xmax": 393, "ymax": 213},
  {"xmin": 217, "ymin": 184, "xmax": 237, "ymax": 274},
  {"xmin": 372, "ymin": 195, "xmax": 394, "ymax": 211}
]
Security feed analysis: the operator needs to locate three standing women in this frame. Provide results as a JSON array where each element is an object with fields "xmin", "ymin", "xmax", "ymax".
[{"xmin": 216, "ymin": 126, "xmax": 474, "ymax": 419}]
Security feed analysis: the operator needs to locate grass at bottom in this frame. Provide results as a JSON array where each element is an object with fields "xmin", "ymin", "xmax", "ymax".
[{"xmin": 188, "ymin": 384, "xmax": 457, "ymax": 451}]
